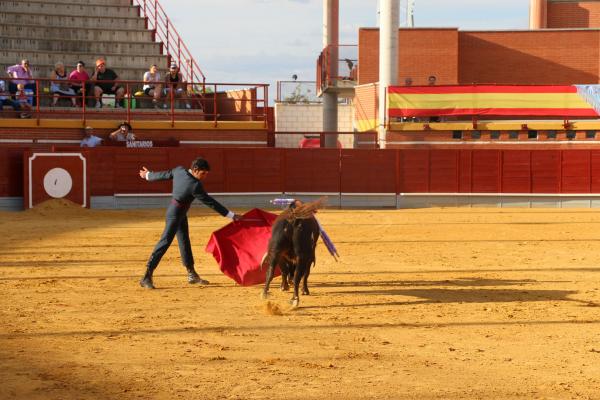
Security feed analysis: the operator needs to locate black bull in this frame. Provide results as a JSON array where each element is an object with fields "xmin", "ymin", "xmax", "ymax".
[{"xmin": 261, "ymin": 213, "xmax": 320, "ymax": 307}]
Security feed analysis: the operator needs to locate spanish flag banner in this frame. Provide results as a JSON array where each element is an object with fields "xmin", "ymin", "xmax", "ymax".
[{"xmin": 388, "ymin": 85, "xmax": 600, "ymax": 118}]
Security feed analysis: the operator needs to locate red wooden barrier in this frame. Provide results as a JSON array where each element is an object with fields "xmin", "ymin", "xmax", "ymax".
[
  {"xmin": 502, "ymin": 150, "xmax": 530, "ymax": 193},
  {"xmin": 429, "ymin": 150, "xmax": 459, "ymax": 193},
  {"xmin": 341, "ymin": 149, "xmax": 396, "ymax": 193},
  {"xmin": 398, "ymin": 150, "xmax": 429, "ymax": 193},
  {"xmin": 8, "ymin": 147, "xmax": 600, "ymax": 199},
  {"xmin": 284, "ymin": 149, "xmax": 341, "ymax": 193},
  {"xmin": 533, "ymin": 150, "xmax": 561, "ymax": 193},
  {"xmin": 561, "ymin": 150, "xmax": 586, "ymax": 193}
]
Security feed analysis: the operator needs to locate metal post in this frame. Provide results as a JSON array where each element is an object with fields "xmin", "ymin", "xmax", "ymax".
[
  {"xmin": 277, "ymin": 81, "xmax": 280, "ymax": 103},
  {"xmin": 81, "ymin": 79, "xmax": 86, "ymax": 125},
  {"xmin": 153, "ymin": 0, "xmax": 157, "ymax": 32},
  {"xmin": 35, "ymin": 80, "xmax": 40, "ymax": 126},
  {"xmin": 166, "ymin": 19, "xmax": 170, "ymax": 53},
  {"xmin": 177, "ymin": 38, "xmax": 181, "ymax": 69},
  {"xmin": 126, "ymin": 82, "xmax": 131, "ymax": 124},
  {"xmin": 378, "ymin": 0, "xmax": 399, "ymax": 149},
  {"xmin": 322, "ymin": 0, "xmax": 339, "ymax": 148},
  {"xmin": 213, "ymin": 84, "xmax": 217, "ymax": 127},
  {"xmin": 170, "ymin": 80, "xmax": 175, "ymax": 127},
  {"xmin": 189, "ymin": 60, "xmax": 193, "ymax": 86},
  {"xmin": 264, "ymin": 85, "xmax": 268, "ymax": 129}
]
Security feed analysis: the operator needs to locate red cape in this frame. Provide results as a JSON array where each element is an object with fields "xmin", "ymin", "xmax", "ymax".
[{"xmin": 205, "ymin": 208, "xmax": 279, "ymax": 286}]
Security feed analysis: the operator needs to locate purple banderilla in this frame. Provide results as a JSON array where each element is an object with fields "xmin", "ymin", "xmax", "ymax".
[
  {"xmin": 270, "ymin": 198, "xmax": 339, "ymax": 261},
  {"xmin": 316, "ymin": 218, "xmax": 339, "ymax": 262}
]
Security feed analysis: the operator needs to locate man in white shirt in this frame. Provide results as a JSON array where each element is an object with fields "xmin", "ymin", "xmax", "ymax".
[{"xmin": 80, "ymin": 126, "xmax": 102, "ymax": 147}]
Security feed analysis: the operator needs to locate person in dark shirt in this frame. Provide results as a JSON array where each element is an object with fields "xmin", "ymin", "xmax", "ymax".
[
  {"xmin": 138, "ymin": 157, "xmax": 241, "ymax": 289},
  {"xmin": 91, "ymin": 59, "xmax": 125, "ymax": 108}
]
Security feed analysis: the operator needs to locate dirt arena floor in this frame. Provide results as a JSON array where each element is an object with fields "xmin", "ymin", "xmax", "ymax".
[{"xmin": 1, "ymin": 200, "xmax": 600, "ymax": 399}]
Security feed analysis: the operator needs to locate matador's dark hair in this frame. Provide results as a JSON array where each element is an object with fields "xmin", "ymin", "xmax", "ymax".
[{"xmin": 191, "ymin": 157, "xmax": 210, "ymax": 171}]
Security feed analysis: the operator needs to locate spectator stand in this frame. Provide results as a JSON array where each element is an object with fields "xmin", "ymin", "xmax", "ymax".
[{"xmin": 0, "ymin": 77, "xmax": 269, "ymax": 129}]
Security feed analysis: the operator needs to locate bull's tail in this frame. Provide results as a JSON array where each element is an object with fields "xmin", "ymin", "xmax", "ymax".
[{"xmin": 260, "ymin": 252, "xmax": 270, "ymax": 271}]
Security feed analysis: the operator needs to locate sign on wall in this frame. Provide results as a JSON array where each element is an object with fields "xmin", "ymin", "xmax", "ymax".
[{"xmin": 23, "ymin": 152, "xmax": 89, "ymax": 209}]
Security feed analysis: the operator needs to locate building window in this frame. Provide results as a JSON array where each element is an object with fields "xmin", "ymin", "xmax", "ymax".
[
  {"xmin": 528, "ymin": 130, "xmax": 538, "ymax": 140},
  {"xmin": 490, "ymin": 131, "xmax": 500, "ymax": 140},
  {"xmin": 586, "ymin": 130, "xmax": 596, "ymax": 139},
  {"xmin": 452, "ymin": 130, "xmax": 463, "ymax": 140},
  {"xmin": 546, "ymin": 131, "xmax": 557, "ymax": 139},
  {"xmin": 566, "ymin": 130, "xmax": 576, "ymax": 140},
  {"xmin": 508, "ymin": 131, "xmax": 519, "ymax": 140},
  {"xmin": 471, "ymin": 130, "xmax": 481, "ymax": 140}
]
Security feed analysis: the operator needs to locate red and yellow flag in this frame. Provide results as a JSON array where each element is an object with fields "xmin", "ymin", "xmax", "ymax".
[{"xmin": 388, "ymin": 85, "xmax": 599, "ymax": 118}]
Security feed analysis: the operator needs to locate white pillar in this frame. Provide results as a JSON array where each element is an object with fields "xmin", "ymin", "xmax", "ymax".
[
  {"xmin": 322, "ymin": 0, "xmax": 339, "ymax": 148},
  {"xmin": 378, "ymin": 0, "xmax": 399, "ymax": 149},
  {"xmin": 529, "ymin": 0, "xmax": 547, "ymax": 29}
]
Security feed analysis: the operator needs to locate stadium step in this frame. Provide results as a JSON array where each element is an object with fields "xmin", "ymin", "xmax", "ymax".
[
  {"xmin": 0, "ymin": 24, "xmax": 153, "ymax": 43},
  {"xmin": 0, "ymin": 11, "xmax": 147, "ymax": 30},
  {"xmin": 0, "ymin": 1, "xmax": 140, "ymax": 18},
  {"xmin": 1, "ymin": 50, "xmax": 168, "ymax": 70},
  {"xmin": 0, "ymin": 36, "xmax": 161, "ymax": 55},
  {"xmin": 49, "ymin": 0, "xmax": 132, "ymax": 5}
]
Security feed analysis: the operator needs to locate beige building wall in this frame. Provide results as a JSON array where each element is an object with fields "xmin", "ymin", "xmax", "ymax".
[{"xmin": 274, "ymin": 103, "xmax": 354, "ymax": 148}]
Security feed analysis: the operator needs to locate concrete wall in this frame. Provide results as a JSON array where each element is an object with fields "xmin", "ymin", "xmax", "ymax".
[{"xmin": 274, "ymin": 103, "xmax": 353, "ymax": 148}]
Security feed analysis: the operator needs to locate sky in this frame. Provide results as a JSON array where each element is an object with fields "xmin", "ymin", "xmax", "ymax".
[{"xmin": 161, "ymin": 0, "xmax": 529, "ymax": 97}]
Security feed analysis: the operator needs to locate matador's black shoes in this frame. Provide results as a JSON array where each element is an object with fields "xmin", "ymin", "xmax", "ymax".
[
  {"xmin": 187, "ymin": 269, "xmax": 209, "ymax": 285},
  {"xmin": 139, "ymin": 269, "xmax": 208, "ymax": 288},
  {"xmin": 139, "ymin": 276, "xmax": 156, "ymax": 289}
]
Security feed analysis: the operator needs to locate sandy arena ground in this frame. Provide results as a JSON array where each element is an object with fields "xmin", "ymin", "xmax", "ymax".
[{"xmin": 1, "ymin": 200, "xmax": 600, "ymax": 399}]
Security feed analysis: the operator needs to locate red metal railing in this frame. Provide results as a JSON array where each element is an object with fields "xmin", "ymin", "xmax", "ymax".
[
  {"xmin": 316, "ymin": 44, "xmax": 358, "ymax": 95},
  {"xmin": 133, "ymin": 0, "xmax": 206, "ymax": 87},
  {"xmin": 0, "ymin": 77, "xmax": 269, "ymax": 128}
]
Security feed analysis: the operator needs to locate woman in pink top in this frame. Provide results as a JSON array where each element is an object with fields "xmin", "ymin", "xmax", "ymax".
[{"xmin": 68, "ymin": 61, "xmax": 91, "ymax": 106}]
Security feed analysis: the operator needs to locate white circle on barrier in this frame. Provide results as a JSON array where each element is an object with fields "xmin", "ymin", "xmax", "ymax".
[{"xmin": 43, "ymin": 168, "xmax": 73, "ymax": 198}]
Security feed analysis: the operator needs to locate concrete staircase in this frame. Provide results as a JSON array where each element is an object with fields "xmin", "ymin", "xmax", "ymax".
[{"xmin": 0, "ymin": 0, "xmax": 168, "ymax": 82}]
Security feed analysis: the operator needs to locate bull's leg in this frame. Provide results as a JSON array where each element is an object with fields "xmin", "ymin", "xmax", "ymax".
[
  {"xmin": 287, "ymin": 265, "xmax": 295, "ymax": 288},
  {"xmin": 302, "ymin": 264, "xmax": 311, "ymax": 296},
  {"xmin": 261, "ymin": 256, "xmax": 278, "ymax": 299},
  {"xmin": 290, "ymin": 261, "xmax": 308, "ymax": 308},
  {"xmin": 279, "ymin": 261, "xmax": 291, "ymax": 292}
]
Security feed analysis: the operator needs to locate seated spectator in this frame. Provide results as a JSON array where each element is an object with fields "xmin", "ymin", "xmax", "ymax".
[
  {"xmin": 0, "ymin": 79, "xmax": 22, "ymax": 115},
  {"xmin": 143, "ymin": 64, "xmax": 163, "ymax": 108},
  {"xmin": 50, "ymin": 62, "xmax": 77, "ymax": 107},
  {"xmin": 80, "ymin": 126, "xmax": 102, "ymax": 147},
  {"xmin": 164, "ymin": 63, "xmax": 190, "ymax": 109},
  {"xmin": 68, "ymin": 61, "xmax": 92, "ymax": 105},
  {"xmin": 15, "ymin": 89, "xmax": 32, "ymax": 119},
  {"xmin": 6, "ymin": 59, "xmax": 36, "ymax": 106},
  {"xmin": 427, "ymin": 75, "xmax": 441, "ymax": 122},
  {"xmin": 91, "ymin": 59, "xmax": 125, "ymax": 108},
  {"xmin": 108, "ymin": 122, "xmax": 136, "ymax": 141}
]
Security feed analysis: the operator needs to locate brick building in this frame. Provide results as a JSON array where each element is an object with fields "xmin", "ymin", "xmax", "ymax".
[{"xmin": 359, "ymin": 0, "xmax": 600, "ymax": 87}]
